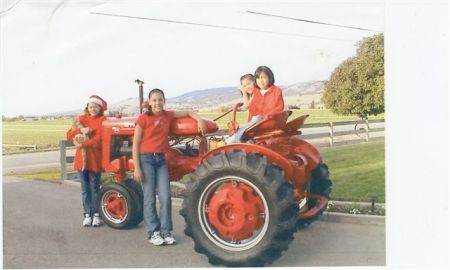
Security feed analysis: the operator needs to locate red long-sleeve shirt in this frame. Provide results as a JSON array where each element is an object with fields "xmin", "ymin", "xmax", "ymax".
[
  {"xmin": 66, "ymin": 114, "xmax": 106, "ymax": 172},
  {"xmin": 248, "ymin": 85, "xmax": 284, "ymax": 121}
]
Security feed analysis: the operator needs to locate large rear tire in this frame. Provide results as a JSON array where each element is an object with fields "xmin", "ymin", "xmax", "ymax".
[
  {"xmin": 98, "ymin": 183, "xmax": 141, "ymax": 229},
  {"xmin": 297, "ymin": 162, "xmax": 332, "ymax": 228},
  {"xmin": 180, "ymin": 150, "xmax": 298, "ymax": 267}
]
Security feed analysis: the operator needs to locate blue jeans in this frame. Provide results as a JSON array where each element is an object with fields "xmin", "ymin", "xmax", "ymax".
[
  {"xmin": 78, "ymin": 170, "xmax": 101, "ymax": 216},
  {"xmin": 226, "ymin": 115, "xmax": 264, "ymax": 144},
  {"xmin": 139, "ymin": 153, "xmax": 172, "ymax": 238}
]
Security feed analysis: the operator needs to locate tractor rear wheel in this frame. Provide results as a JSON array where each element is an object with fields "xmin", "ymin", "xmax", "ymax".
[
  {"xmin": 297, "ymin": 162, "xmax": 332, "ymax": 228},
  {"xmin": 180, "ymin": 150, "xmax": 298, "ymax": 267},
  {"xmin": 98, "ymin": 183, "xmax": 141, "ymax": 229}
]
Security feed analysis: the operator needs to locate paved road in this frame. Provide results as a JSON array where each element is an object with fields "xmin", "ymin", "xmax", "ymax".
[
  {"xmin": 3, "ymin": 176, "xmax": 385, "ymax": 268},
  {"xmin": 2, "ymin": 150, "xmax": 75, "ymax": 174}
]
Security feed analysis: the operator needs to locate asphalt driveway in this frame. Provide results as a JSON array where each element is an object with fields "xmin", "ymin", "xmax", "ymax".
[{"xmin": 2, "ymin": 176, "xmax": 385, "ymax": 268}]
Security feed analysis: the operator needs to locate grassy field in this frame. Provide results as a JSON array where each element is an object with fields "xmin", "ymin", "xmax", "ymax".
[
  {"xmin": 320, "ymin": 140, "xmax": 385, "ymax": 203},
  {"xmin": 2, "ymin": 110, "xmax": 384, "ymax": 150},
  {"xmin": 2, "ymin": 119, "xmax": 70, "ymax": 150},
  {"xmin": 17, "ymin": 140, "xmax": 385, "ymax": 203}
]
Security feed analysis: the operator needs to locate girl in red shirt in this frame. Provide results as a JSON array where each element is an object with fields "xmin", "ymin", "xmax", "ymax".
[
  {"xmin": 226, "ymin": 66, "xmax": 285, "ymax": 143},
  {"xmin": 66, "ymin": 95, "xmax": 107, "ymax": 227},
  {"xmin": 132, "ymin": 88, "xmax": 206, "ymax": 246}
]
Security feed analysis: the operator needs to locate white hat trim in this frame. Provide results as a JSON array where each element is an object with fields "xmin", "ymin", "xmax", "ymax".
[{"xmin": 88, "ymin": 97, "xmax": 103, "ymax": 107}]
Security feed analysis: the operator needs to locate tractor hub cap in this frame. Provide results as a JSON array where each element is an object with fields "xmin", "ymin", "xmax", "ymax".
[
  {"xmin": 207, "ymin": 182, "xmax": 265, "ymax": 241},
  {"xmin": 102, "ymin": 191, "xmax": 128, "ymax": 222}
]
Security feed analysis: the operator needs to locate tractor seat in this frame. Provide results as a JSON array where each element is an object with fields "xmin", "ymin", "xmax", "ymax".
[{"xmin": 243, "ymin": 111, "xmax": 292, "ymax": 140}]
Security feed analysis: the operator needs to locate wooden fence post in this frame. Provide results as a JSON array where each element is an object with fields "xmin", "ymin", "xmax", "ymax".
[
  {"xmin": 365, "ymin": 119, "xmax": 370, "ymax": 142},
  {"xmin": 328, "ymin": 122, "xmax": 334, "ymax": 147},
  {"xmin": 60, "ymin": 140, "xmax": 67, "ymax": 181}
]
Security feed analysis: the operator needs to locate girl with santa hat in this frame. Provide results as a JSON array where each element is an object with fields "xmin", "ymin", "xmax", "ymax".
[{"xmin": 66, "ymin": 95, "xmax": 107, "ymax": 227}]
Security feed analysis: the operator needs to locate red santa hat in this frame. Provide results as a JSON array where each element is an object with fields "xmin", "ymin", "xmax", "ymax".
[{"xmin": 88, "ymin": 95, "xmax": 107, "ymax": 111}]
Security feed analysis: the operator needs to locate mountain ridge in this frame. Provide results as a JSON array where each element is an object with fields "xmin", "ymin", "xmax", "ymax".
[{"xmin": 50, "ymin": 80, "xmax": 325, "ymax": 116}]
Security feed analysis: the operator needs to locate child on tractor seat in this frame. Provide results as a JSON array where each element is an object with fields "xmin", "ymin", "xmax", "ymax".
[
  {"xmin": 132, "ymin": 88, "xmax": 207, "ymax": 246},
  {"xmin": 226, "ymin": 66, "xmax": 285, "ymax": 144},
  {"xmin": 66, "ymin": 95, "xmax": 107, "ymax": 227}
]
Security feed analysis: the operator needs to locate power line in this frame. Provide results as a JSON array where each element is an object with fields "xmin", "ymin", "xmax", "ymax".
[
  {"xmin": 90, "ymin": 12, "xmax": 354, "ymax": 42},
  {"xmin": 246, "ymin": 10, "xmax": 381, "ymax": 32}
]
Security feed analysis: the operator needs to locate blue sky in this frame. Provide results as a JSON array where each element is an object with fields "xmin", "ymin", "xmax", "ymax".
[{"xmin": 1, "ymin": 0, "xmax": 384, "ymax": 116}]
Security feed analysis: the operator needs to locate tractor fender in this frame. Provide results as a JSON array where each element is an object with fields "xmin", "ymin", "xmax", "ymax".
[
  {"xmin": 201, "ymin": 143, "xmax": 295, "ymax": 181},
  {"xmin": 284, "ymin": 137, "xmax": 321, "ymax": 172}
]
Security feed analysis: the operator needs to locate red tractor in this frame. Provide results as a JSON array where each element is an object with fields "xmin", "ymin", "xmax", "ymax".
[{"xmin": 97, "ymin": 80, "xmax": 332, "ymax": 267}]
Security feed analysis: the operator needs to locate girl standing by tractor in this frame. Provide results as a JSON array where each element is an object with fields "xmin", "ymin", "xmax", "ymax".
[
  {"xmin": 132, "ymin": 88, "xmax": 207, "ymax": 246},
  {"xmin": 226, "ymin": 66, "xmax": 285, "ymax": 143},
  {"xmin": 66, "ymin": 95, "xmax": 108, "ymax": 227}
]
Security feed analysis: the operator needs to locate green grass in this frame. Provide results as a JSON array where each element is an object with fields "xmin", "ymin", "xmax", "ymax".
[
  {"xmin": 320, "ymin": 140, "xmax": 385, "ymax": 203},
  {"xmin": 18, "ymin": 171, "xmax": 63, "ymax": 183},
  {"xmin": 2, "ymin": 110, "xmax": 383, "ymax": 150},
  {"xmin": 2, "ymin": 119, "xmax": 72, "ymax": 150},
  {"xmin": 17, "ymin": 170, "xmax": 116, "ymax": 185}
]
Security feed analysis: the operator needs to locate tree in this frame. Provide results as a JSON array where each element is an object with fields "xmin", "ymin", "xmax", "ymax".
[
  {"xmin": 309, "ymin": 100, "xmax": 316, "ymax": 109},
  {"xmin": 322, "ymin": 34, "xmax": 384, "ymax": 119}
]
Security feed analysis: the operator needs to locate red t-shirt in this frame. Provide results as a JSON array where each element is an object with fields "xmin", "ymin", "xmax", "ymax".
[
  {"xmin": 248, "ymin": 85, "xmax": 284, "ymax": 121},
  {"xmin": 66, "ymin": 114, "xmax": 106, "ymax": 172},
  {"xmin": 135, "ymin": 111, "xmax": 175, "ymax": 153}
]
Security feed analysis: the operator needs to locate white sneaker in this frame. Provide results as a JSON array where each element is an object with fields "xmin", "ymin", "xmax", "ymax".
[
  {"xmin": 92, "ymin": 213, "xmax": 102, "ymax": 227},
  {"xmin": 163, "ymin": 233, "xmax": 176, "ymax": 245},
  {"xmin": 149, "ymin": 231, "xmax": 164, "ymax": 246},
  {"xmin": 82, "ymin": 214, "xmax": 92, "ymax": 227}
]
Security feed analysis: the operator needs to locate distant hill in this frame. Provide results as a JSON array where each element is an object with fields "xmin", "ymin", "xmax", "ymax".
[{"xmin": 51, "ymin": 80, "xmax": 325, "ymax": 116}]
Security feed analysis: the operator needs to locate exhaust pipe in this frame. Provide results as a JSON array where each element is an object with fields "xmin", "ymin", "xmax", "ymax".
[{"xmin": 135, "ymin": 79, "xmax": 144, "ymax": 114}]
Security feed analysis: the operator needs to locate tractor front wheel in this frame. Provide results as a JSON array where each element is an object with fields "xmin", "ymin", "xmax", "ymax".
[
  {"xmin": 124, "ymin": 178, "xmax": 144, "ymax": 225},
  {"xmin": 180, "ymin": 150, "xmax": 298, "ymax": 267},
  {"xmin": 98, "ymin": 183, "xmax": 141, "ymax": 229}
]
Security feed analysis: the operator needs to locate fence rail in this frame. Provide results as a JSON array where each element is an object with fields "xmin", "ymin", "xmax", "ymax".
[
  {"xmin": 2, "ymin": 144, "xmax": 37, "ymax": 151},
  {"xmin": 60, "ymin": 120, "xmax": 384, "ymax": 181}
]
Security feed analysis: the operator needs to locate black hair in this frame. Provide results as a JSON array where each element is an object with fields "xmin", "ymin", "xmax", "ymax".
[
  {"xmin": 145, "ymin": 88, "xmax": 166, "ymax": 116},
  {"xmin": 254, "ymin": 66, "xmax": 275, "ymax": 88}
]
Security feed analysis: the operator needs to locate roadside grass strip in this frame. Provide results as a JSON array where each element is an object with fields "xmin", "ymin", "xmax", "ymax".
[{"xmin": 18, "ymin": 171, "xmax": 63, "ymax": 183}]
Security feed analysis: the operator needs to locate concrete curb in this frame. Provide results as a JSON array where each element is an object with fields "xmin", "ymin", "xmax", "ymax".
[
  {"xmin": 172, "ymin": 182, "xmax": 386, "ymax": 210},
  {"xmin": 320, "ymin": 211, "xmax": 385, "ymax": 225},
  {"xmin": 171, "ymin": 197, "xmax": 384, "ymax": 224}
]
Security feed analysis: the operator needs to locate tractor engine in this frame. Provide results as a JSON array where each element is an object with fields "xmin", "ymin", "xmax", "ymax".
[{"xmin": 101, "ymin": 116, "xmax": 218, "ymax": 182}]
